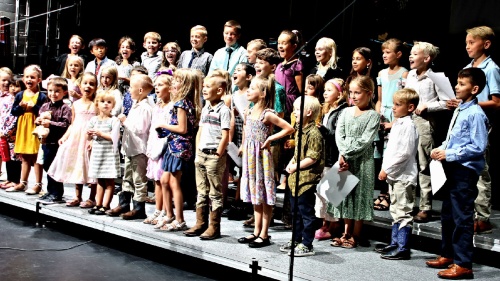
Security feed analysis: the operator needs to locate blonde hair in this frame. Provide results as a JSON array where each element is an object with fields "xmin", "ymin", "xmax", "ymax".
[
  {"xmin": 98, "ymin": 66, "xmax": 119, "ymax": 91},
  {"xmin": 381, "ymin": 38, "xmax": 405, "ymax": 53},
  {"xmin": 294, "ymin": 95, "xmax": 321, "ymax": 122},
  {"xmin": 24, "ymin": 64, "xmax": 43, "ymax": 78},
  {"xmin": 206, "ymin": 68, "xmax": 232, "ymax": 95},
  {"xmin": 94, "ymin": 90, "xmax": 116, "ymax": 116},
  {"xmin": 172, "ymin": 68, "xmax": 202, "ymax": 122},
  {"xmin": 393, "ymin": 88, "xmax": 419, "ymax": 108},
  {"xmin": 68, "ymin": 35, "xmax": 85, "ymax": 48},
  {"xmin": 224, "ymin": 20, "xmax": 242, "ymax": 35},
  {"xmin": 316, "ymin": 37, "xmax": 338, "ymax": 70},
  {"xmin": 143, "ymin": 31, "xmax": 161, "ymax": 43},
  {"xmin": 154, "ymin": 74, "xmax": 173, "ymax": 105},
  {"xmin": 191, "ymin": 25, "xmax": 208, "ymax": 37},
  {"xmin": 251, "ymin": 75, "xmax": 275, "ymax": 110},
  {"xmin": 0, "ymin": 67, "xmax": 13, "ymax": 77},
  {"xmin": 322, "ymin": 78, "xmax": 346, "ymax": 114},
  {"xmin": 61, "ymin": 56, "xmax": 84, "ymax": 87},
  {"xmin": 412, "ymin": 41, "xmax": 440, "ymax": 61},
  {"xmin": 80, "ymin": 72, "xmax": 98, "ymax": 101},
  {"xmin": 466, "ymin": 26, "xmax": 495, "ymax": 42},
  {"xmin": 131, "ymin": 74, "xmax": 154, "ymax": 97},
  {"xmin": 247, "ymin": 39, "xmax": 267, "ymax": 50},
  {"xmin": 350, "ymin": 75, "xmax": 375, "ymax": 109}
]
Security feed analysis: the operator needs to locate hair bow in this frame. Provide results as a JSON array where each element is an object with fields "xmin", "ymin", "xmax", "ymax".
[{"xmin": 155, "ymin": 69, "xmax": 173, "ymax": 77}]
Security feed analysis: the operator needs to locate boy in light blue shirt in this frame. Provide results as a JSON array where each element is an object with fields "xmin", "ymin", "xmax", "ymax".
[{"xmin": 426, "ymin": 68, "xmax": 488, "ymax": 280}]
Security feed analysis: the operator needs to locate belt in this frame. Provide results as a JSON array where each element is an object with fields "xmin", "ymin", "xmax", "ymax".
[{"xmin": 201, "ymin": 148, "xmax": 218, "ymax": 155}]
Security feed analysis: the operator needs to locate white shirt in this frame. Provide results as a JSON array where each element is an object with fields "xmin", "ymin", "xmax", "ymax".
[
  {"xmin": 121, "ymin": 99, "xmax": 152, "ymax": 157},
  {"xmin": 405, "ymin": 68, "xmax": 455, "ymax": 112},
  {"xmin": 382, "ymin": 115, "xmax": 419, "ymax": 185}
]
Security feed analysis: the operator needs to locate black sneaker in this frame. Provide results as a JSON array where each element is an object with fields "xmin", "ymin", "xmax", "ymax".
[{"xmin": 37, "ymin": 194, "xmax": 64, "ymax": 205}]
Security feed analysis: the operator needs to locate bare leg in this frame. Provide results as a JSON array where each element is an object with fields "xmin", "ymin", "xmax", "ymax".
[
  {"xmin": 260, "ymin": 203, "xmax": 273, "ymax": 239},
  {"xmin": 88, "ymin": 183, "xmax": 97, "ymax": 202},
  {"xmin": 353, "ymin": 220, "xmax": 364, "ymax": 239},
  {"xmin": 160, "ymin": 173, "xmax": 174, "ymax": 218},
  {"xmin": 102, "ymin": 179, "xmax": 114, "ymax": 208},
  {"xmin": 154, "ymin": 180, "xmax": 163, "ymax": 212},
  {"xmin": 34, "ymin": 163, "xmax": 43, "ymax": 184},
  {"xmin": 253, "ymin": 204, "xmax": 263, "ymax": 237},
  {"xmin": 168, "ymin": 171, "xmax": 184, "ymax": 222},
  {"xmin": 95, "ymin": 179, "xmax": 105, "ymax": 206},
  {"xmin": 75, "ymin": 184, "xmax": 83, "ymax": 201}
]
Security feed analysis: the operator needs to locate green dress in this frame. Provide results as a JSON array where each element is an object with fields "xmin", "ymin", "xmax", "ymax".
[{"xmin": 330, "ymin": 107, "xmax": 380, "ymax": 221}]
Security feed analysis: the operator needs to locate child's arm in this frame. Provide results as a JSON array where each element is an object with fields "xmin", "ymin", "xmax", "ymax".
[
  {"xmin": 375, "ymin": 71, "xmax": 383, "ymax": 113},
  {"xmin": 218, "ymin": 129, "xmax": 230, "ymax": 157},
  {"xmin": 159, "ymin": 107, "xmax": 188, "ymax": 134},
  {"xmin": 10, "ymin": 93, "xmax": 26, "ymax": 117},
  {"xmin": 224, "ymin": 95, "xmax": 235, "ymax": 143},
  {"xmin": 286, "ymin": 157, "xmax": 317, "ymax": 174},
  {"xmin": 60, "ymin": 105, "xmax": 76, "ymax": 144},
  {"xmin": 45, "ymin": 105, "xmax": 72, "ymax": 130},
  {"xmin": 295, "ymin": 72, "xmax": 303, "ymax": 95},
  {"xmin": 262, "ymin": 111, "xmax": 294, "ymax": 149}
]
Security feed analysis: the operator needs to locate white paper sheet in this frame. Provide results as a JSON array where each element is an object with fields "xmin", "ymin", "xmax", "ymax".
[
  {"xmin": 426, "ymin": 71, "xmax": 455, "ymax": 99},
  {"xmin": 226, "ymin": 142, "xmax": 242, "ymax": 167},
  {"xmin": 430, "ymin": 160, "xmax": 447, "ymax": 194},
  {"xmin": 316, "ymin": 162, "xmax": 359, "ymax": 208}
]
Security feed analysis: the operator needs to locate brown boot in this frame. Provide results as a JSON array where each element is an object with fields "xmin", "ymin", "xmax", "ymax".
[
  {"xmin": 200, "ymin": 208, "xmax": 221, "ymax": 240},
  {"xmin": 184, "ymin": 206, "xmax": 208, "ymax": 237},
  {"xmin": 105, "ymin": 192, "xmax": 131, "ymax": 217},
  {"xmin": 121, "ymin": 200, "xmax": 147, "ymax": 220}
]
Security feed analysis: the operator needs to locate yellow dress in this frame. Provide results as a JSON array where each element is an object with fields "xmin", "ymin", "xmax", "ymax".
[{"xmin": 14, "ymin": 93, "xmax": 40, "ymax": 155}]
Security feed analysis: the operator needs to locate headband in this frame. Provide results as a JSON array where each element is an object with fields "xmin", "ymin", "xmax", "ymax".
[
  {"xmin": 326, "ymin": 79, "xmax": 342, "ymax": 93},
  {"xmin": 155, "ymin": 69, "xmax": 173, "ymax": 77}
]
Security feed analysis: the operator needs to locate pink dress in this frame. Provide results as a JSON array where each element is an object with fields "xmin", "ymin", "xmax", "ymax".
[
  {"xmin": 146, "ymin": 102, "xmax": 172, "ymax": 181},
  {"xmin": 48, "ymin": 99, "xmax": 97, "ymax": 184}
]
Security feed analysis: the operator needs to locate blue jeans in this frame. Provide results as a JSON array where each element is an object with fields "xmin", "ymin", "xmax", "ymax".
[
  {"xmin": 289, "ymin": 187, "xmax": 319, "ymax": 248},
  {"xmin": 441, "ymin": 161, "xmax": 479, "ymax": 269},
  {"xmin": 42, "ymin": 143, "xmax": 64, "ymax": 198}
]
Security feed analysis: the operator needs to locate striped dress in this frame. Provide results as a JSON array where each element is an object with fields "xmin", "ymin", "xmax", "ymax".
[{"xmin": 87, "ymin": 116, "xmax": 121, "ymax": 179}]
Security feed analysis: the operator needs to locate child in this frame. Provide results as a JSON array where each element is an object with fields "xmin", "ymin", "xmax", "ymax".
[
  {"xmin": 53, "ymin": 35, "xmax": 87, "ymax": 76},
  {"xmin": 177, "ymin": 25, "xmax": 213, "ymax": 76},
  {"xmin": 121, "ymin": 65, "xmax": 150, "ymax": 116},
  {"xmin": 61, "ymin": 56, "xmax": 85, "ymax": 103},
  {"xmin": 310, "ymin": 37, "xmax": 343, "ymax": 84},
  {"xmin": 161, "ymin": 42, "xmax": 182, "ymax": 70},
  {"xmin": 373, "ymin": 38, "xmax": 409, "ymax": 211},
  {"xmin": 115, "ymin": 36, "xmax": 141, "ymax": 94},
  {"xmin": 208, "ymin": 20, "xmax": 248, "ymax": 76},
  {"xmin": 345, "ymin": 47, "xmax": 373, "ymax": 105},
  {"xmin": 405, "ymin": 41, "xmax": 455, "ymax": 223},
  {"xmin": 0, "ymin": 68, "xmax": 22, "ymax": 190},
  {"xmin": 7, "ymin": 65, "xmax": 47, "ymax": 194},
  {"xmin": 330, "ymin": 75, "xmax": 380, "ymax": 249},
  {"xmin": 144, "ymin": 73, "xmax": 175, "ymax": 227},
  {"xmin": 275, "ymin": 29, "xmax": 304, "ymax": 120},
  {"xmin": 35, "ymin": 77, "xmax": 72, "ymax": 205},
  {"xmin": 246, "ymin": 39, "xmax": 267, "ymax": 65},
  {"xmin": 376, "ymin": 88, "xmax": 419, "ymax": 260},
  {"xmin": 184, "ymin": 73, "xmax": 231, "ymax": 239},
  {"xmin": 237, "ymin": 75, "xmax": 294, "ymax": 248},
  {"xmin": 48, "ymin": 72, "xmax": 98, "ymax": 208},
  {"xmin": 155, "ymin": 68, "xmax": 201, "ymax": 230},
  {"xmin": 280, "ymin": 95, "xmax": 324, "ymax": 257},
  {"xmin": 87, "ymin": 91, "xmax": 121, "ymax": 215},
  {"xmin": 426, "ymin": 68, "xmax": 488, "ymax": 280},
  {"xmin": 97, "ymin": 66, "xmax": 123, "ymax": 116},
  {"xmin": 84, "ymin": 38, "xmax": 117, "ymax": 83},
  {"xmin": 314, "ymin": 78, "xmax": 348, "ymax": 241},
  {"xmin": 462, "ymin": 26, "xmax": 500, "ymax": 234},
  {"xmin": 141, "ymin": 31, "xmax": 163, "ymax": 80},
  {"xmin": 112, "ymin": 74, "xmax": 153, "ymax": 220}
]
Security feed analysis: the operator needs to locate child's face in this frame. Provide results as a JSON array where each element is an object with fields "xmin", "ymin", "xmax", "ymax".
[
  {"xmin": 382, "ymin": 47, "xmax": 400, "ymax": 66},
  {"xmin": 9, "ymin": 83, "xmax": 21, "ymax": 95},
  {"xmin": 143, "ymin": 38, "xmax": 160, "ymax": 54},
  {"xmin": 163, "ymin": 46, "xmax": 179, "ymax": 65},
  {"xmin": 455, "ymin": 77, "xmax": 477, "ymax": 103},
  {"xmin": 155, "ymin": 77, "xmax": 171, "ymax": 102},
  {"xmin": 120, "ymin": 41, "xmax": 134, "ymax": 60},
  {"xmin": 171, "ymin": 76, "xmax": 181, "ymax": 97},
  {"xmin": 277, "ymin": 33, "xmax": 295, "ymax": 60},
  {"xmin": 100, "ymin": 71, "xmax": 114, "ymax": 88},
  {"xmin": 324, "ymin": 82, "xmax": 340, "ymax": 104},
  {"xmin": 90, "ymin": 45, "xmax": 106, "ymax": 60},
  {"xmin": 254, "ymin": 58, "xmax": 275, "ymax": 78},
  {"xmin": 0, "ymin": 73, "xmax": 11, "ymax": 91},
  {"xmin": 351, "ymin": 51, "xmax": 370, "ymax": 74},
  {"xmin": 466, "ymin": 34, "xmax": 488, "ymax": 60},
  {"xmin": 202, "ymin": 77, "xmax": 223, "ymax": 103},
  {"xmin": 80, "ymin": 76, "xmax": 97, "ymax": 99},
  {"xmin": 304, "ymin": 79, "xmax": 316, "ymax": 97},
  {"xmin": 315, "ymin": 42, "xmax": 331, "ymax": 64},
  {"xmin": 349, "ymin": 82, "xmax": 371, "ymax": 109},
  {"xmin": 98, "ymin": 98, "xmax": 114, "ymax": 115},
  {"xmin": 246, "ymin": 81, "xmax": 263, "ymax": 103},
  {"xmin": 232, "ymin": 64, "xmax": 250, "ymax": 88},
  {"xmin": 47, "ymin": 84, "xmax": 66, "ymax": 102},
  {"xmin": 67, "ymin": 59, "xmax": 83, "ymax": 78},
  {"xmin": 392, "ymin": 98, "xmax": 412, "ymax": 118},
  {"xmin": 68, "ymin": 37, "xmax": 83, "ymax": 54},
  {"xmin": 23, "ymin": 70, "xmax": 41, "ymax": 91},
  {"xmin": 293, "ymin": 104, "xmax": 312, "ymax": 125},
  {"xmin": 409, "ymin": 47, "xmax": 428, "ymax": 70},
  {"xmin": 190, "ymin": 31, "xmax": 207, "ymax": 50},
  {"xmin": 246, "ymin": 44, "xmax": 259, "ymax": 64},
  {"xmin": 223, "ymin": 26, "xmax": 240, "ymax": 46}
]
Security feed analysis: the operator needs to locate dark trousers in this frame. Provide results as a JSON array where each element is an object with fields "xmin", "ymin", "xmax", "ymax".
[
  {"xmin": 441, "ymin": 161, "xmax": 479, "ymax": 269},
  {"xmin": 289, "ymin": 187, "xmax": 318, "ymax": 248},
  {"xmin": 6, "ymin": 160, "xmax": 21, "ymax": 183},
  {"xmin": 42, "ymin": 143, "xmax": 64, "ymax": 198}
]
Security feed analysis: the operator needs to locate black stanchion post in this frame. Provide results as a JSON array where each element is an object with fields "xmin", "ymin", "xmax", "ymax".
[{"xmin": 250, "ymin": 258, "xmax": 261, "ymax": 280}]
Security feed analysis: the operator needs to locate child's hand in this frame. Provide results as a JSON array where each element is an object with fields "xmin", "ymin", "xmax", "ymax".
[
  {"xmin": 238, "ymin": 146, "xmax": 243, "ymax": 157},
  {"xmin": 284, "ymin": 139, "xmax": 295, "ymax": 149},
  {"xmin": 19, "ymin": 101, "xmax": 27, "ymax": 109},
  {"xmin": 285, "ymin": 162, "xmax": 296, "ymax": 174},
  {"xmin": 87, "ymin": 129, "xmax": 100, "ymax": 138},
  {"xmin": 382, "ymin": 122, "xmax": 392, "ymax": 131},
  {"xmin": 261, "ymin": 138, "xmax": 272, "ymax": 150},
  {"xmin": 378, "ymin": 170, "xmax": 387, "ymax": 181},
  {"xmin": 431, "ymin": 148, "xmax": 446, "ymax": 161},
  {"xmin": 338, "ymin": 155, "xmax": 349, "ymax": 172},
  {"xmin": 446, "ymin": 99, "xmax": 460, "ymax": 110},
  {"xmin": 117, "ymin": 113, "xmax": 126, "ymax": 123},
  {"xmin": 86, "ymin": 141, "xmax": 93, "ymax": 151},
  {"xmin": 41, "ymin": 119, "xmax": 51, "ymax": 127},
  {"xmin": 58, "ymin": 137, "xmax": 66, "ymax": 145},
  {"xmin": 415, "ymin": 104, "xmax": 427, "ymax": 115}
]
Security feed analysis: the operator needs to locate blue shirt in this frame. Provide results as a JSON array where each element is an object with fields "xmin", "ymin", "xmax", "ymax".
[
  {"xmin": 440, "ymin": 98, "xmax": 489, "ymax": 175},
  {"xmin": 465, "ymin": 56, "xmax": 500, "ymax": 102},
  {"xmin": 208, "ymin": 43, "xmax": 248, "ymax": 76}
]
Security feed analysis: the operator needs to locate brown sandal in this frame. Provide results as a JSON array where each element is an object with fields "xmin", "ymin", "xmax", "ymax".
[
  {"xmin": 341, "ymin": 236, "xmax": 358, "ymax": 249},
  {"xmin": 331, "ymin": 233, "xmax": 350, "ymax": 247}
]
